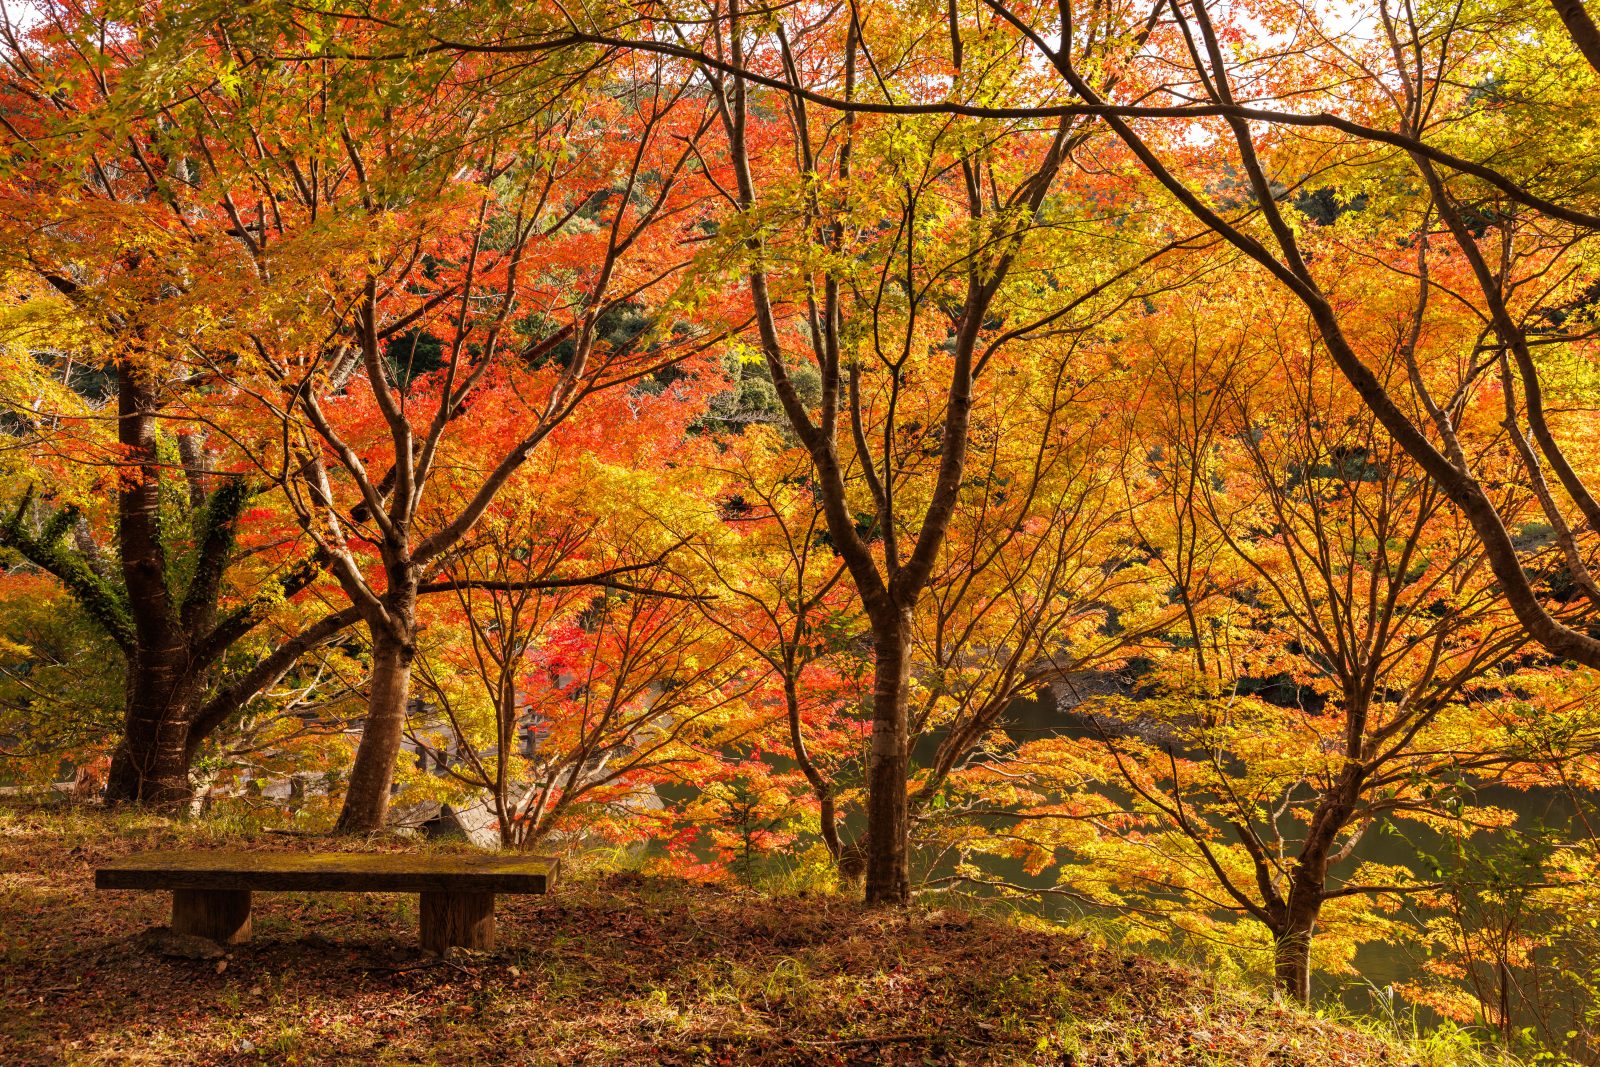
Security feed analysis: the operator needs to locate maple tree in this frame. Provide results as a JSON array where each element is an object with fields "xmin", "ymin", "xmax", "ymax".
[
  {"xmin": 657, "ymin": 0, "xmax": 1194, "ymax": 904},
  {"xmin": 406, "ymin": 388, "xmax": 760, "ymax": 849},
  {"xmin": 7, "ymin": 0, "xmax": 1600, "ymax": 1049},
  {"xmin": 0, "ymin": 3, "xmax": 367, "ymax": 803},
  {"xmin": 946, "ymin": 276, "xmax": 1600, "ymax": 1003},
  {"xmin": 111, "ymin": 7, "xmax": 740, "ymax": 830},
  {"xmin": 689, "ymin": 429, "xmax": 866, "ymax": 866}
]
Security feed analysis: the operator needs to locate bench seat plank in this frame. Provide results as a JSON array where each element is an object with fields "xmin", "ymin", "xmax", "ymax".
[{"xmin": 96, "ymin": 851, "xmax": 556, "ymax": 894}]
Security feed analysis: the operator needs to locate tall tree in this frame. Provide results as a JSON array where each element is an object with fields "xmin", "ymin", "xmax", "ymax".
[
  {"xmin": 0, "ymin": 4, "xmax": 359, "ymax": 803},
  {"xmin": 683, "ymin": 0, "xmax": 1186, "ymax": 902},
  {"xmin": 542, "ymin": 0, "xmax": 1600, "ymax": 673},
  {"xmin": 153, "ymin": 13, "xmax": 734, "ymax": 830},
  {"xmin": 955, "ymin": 283, "xmax": 1598, "ymax": 1003}
]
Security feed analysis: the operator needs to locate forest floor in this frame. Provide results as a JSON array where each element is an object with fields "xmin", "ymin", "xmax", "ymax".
[{"xmin": 0, "ymin": 803, "xmax": 1490, "ymax": 1067}]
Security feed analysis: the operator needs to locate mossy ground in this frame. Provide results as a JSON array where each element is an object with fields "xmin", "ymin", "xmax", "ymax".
[{"xmin": 0, "ymin": 803, "xmax": 1493, "ymax": 1066}]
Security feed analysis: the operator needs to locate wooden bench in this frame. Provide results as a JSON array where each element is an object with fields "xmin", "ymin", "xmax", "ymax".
[{"xmin": 96, "ymin": 851, "xmax": 556, "ymax": 953}]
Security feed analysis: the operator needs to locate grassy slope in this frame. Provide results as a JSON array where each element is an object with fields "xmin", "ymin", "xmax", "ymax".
[{"xmin": 1, "ymin": 805, "xmax": 1475, "ymax": 1066}]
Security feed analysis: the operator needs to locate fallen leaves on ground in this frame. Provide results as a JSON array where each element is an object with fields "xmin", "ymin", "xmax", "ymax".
[{"xmin": 0, "ymin": 805, "xmax": 1424, "ymax": 1066}]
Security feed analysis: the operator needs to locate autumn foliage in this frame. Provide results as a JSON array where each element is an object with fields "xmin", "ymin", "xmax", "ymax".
[{"xmin": 4, "ymin": 0, "xmax": 1600, "ymax": 1057}]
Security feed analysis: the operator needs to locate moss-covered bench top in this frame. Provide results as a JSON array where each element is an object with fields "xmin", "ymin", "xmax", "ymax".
[{"xmin": 96, "ymin": 850, "xmax": 558, "ymax": 894}]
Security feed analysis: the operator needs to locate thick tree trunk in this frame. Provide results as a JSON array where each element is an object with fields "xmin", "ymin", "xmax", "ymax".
[
  {"xmin": 1551, "ymin": 0, "xmax": 1600, "ymax": 74},
  {"xmin": 45, "ymin": 302, "xmax": 334, "ymax": 810},
  {"xmin": 1272, "ymin": 916, "xmax": 1317, "ymax": 1005},
  {"xmin": 105, "ymin": 360, "xmax": 199, "ymax": 806},
  {"xmin": 106, "ymin": 731, "xmax": 192, "ymax": 805},
  {"xmin": 104, "ymin": 653, "xmax": 198, "ymax": 805},
  {"xmin": 105, "ymin": 729, "xmax": 192, "ymax": 805},
  {"xmin": 864, "ymin": 611, "xmax": 912, "ymax": 904},
  {"xmin": 335, "ymin": 621, "xmax": 416, "ymax": 833}
]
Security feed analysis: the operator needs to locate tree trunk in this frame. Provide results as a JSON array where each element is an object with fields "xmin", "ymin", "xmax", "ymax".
[
  {"xmin": 104, "ymin": 650, "xmax": 198, "ymax": 806},
  {"xmin": 818, "ymin": 793, "xmax": 842, "ymax": 863},
  {"xmin": 1270, "ymin": 789, "xmax": 1348, "ymax": 1004},
  {"xmin": 335, "ymin": 622, "xmax": 416, "ymax": 833},
  {"xmin": 105, "ymin": 733, "xmax": 191, "ymax": 805},
  {"xmin": 106, "ymin": 361, "xmax": 197, "ymax": 807},
  {"xmin": 864, "ymin": 610, "xmax": 912, "ymax": 904},
  {"xmin": 782, "ymin": 671, "xmax": 844, "ymax": 863},
  {"xmin": 1551, "ymin": 0, "xmax": 1600, "ymax": 74},
  {"xmin": 1273, "ymin": 914, "xmax": 1317, "ymax": 1005}
]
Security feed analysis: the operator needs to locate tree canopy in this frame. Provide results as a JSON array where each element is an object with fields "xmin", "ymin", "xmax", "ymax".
[{"xmin": 5, "ymin": 0, "xmax": 1600, "ymax": 1054}]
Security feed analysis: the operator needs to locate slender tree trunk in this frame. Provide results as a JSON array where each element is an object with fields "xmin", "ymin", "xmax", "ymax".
[
  {"xmin": 105, "ymin": 649, "xmax": 199, "ymax": 805},
  {"xmin": 1270, "ymin": 789, "xmax": 1348, "ymax": 1003},
  {"xmin": 818, "ymin": 794, "xmax": 842, "ymax": 863},
  {"xmin": 782, "ymin": 672, "xmax": 844, "ymax": 863},
  {"xmin": 335, "ymin": 615, "xmax": 416, "ymax": 833},
  {"xmin": 496, "ymin": 687, "xmax": 515, "ymax": 849},
  {"xmin": 864, "ymin": 609, "xmax": 912, "ymax": 904}
]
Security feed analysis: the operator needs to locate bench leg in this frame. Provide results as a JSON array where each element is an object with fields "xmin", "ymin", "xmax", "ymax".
[
  {"xmin": 172, "ymin": 889, "xmax": 252, "ymax": 945},
  {"xmin": 419, "ymin": 891, "xmax": 495, "ymax": 953}
]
